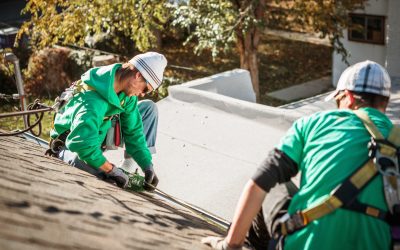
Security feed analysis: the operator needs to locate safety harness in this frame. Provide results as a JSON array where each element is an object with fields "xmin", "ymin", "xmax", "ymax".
[
  {"xmin": 278, "ymin": 110, "xmax": 400, "ymax": 242},
  {"xmin": 46, "ymin": 80, "xmax": 123, "ymax": 156},
  {"xmin": 52, "ymin": 80, "xmax": 95, "ymax": 114}
]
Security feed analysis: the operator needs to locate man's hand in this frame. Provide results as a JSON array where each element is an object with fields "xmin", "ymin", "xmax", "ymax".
[
  {"xmin": 201, "ymin": 237, "xmax": 243, "ymax": 250},
  {"xmin": 105, "ymin": 165, "xmax": 129, "ymax": 188},
  {"xmin": 144, "ymin": 166, "xmax": 159, "ymax": 192}
]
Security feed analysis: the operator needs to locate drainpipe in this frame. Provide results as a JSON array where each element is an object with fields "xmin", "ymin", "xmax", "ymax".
[{"xmin": 5, "ymin": 52, "xmax": 28, "ymax": 128}]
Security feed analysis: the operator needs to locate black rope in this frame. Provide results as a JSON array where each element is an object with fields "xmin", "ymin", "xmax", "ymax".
[
  {"xmin": 26, "ymin": 100, "xmax": 45, "ymax": 137},
  {"xmin": 0, "ymin": 99, "xmax": 53, "ymax": 137}
]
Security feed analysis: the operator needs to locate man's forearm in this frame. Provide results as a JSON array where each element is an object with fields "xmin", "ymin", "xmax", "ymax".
[{"xmin": 225, "ymin": 180, "xmax": 267, "ymax": 247}]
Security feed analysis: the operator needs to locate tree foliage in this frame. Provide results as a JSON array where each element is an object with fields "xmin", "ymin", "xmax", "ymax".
[
  {"xmin": 173, "ymin": 0, "xmax": 267, "ymax": 99},
  {"xmin": 18, "ymin": 0, "xmax": 170, "ymax": 52},
  {"xmin": 174, "ymin": 0, "xmax": 366, "ymax": 60},
  {"xmin": 172, "ymin": 0, "xmax": 367, "ymax": 100},
  {"xmin": 18, "ymin": 0, "xmax": 368, "ymax": 102},
  {"xmin": 173, "ymin": 0, "xmax": 263, "ymax": 57},
  {"xmin": 172, "ymin": 1, "xmax": 240, "ymax": 58},
  {"xmin": 0, "ymin": 50, "xmax": 17, "ymax": 95}
]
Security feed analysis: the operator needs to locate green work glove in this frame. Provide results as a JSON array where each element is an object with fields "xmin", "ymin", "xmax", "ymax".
[{"xmin": 144, "ymin": 165, "xmax": 159, "ymax": 192}]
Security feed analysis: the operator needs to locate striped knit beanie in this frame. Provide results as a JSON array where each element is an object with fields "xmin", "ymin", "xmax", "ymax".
[{"xmin": 129, "ymin": 52, "xmax": 167, "ymax": 90}]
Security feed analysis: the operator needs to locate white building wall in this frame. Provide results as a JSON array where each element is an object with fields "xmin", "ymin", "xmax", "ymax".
[
  {"xmin": 332, "ymin": 0, "xmax": 389, "ymax": 86},
  {"xmin": 364, "ymin": 0, "xmax": 388, "ymax": 13},
  {"xmin": 181, "ymin": 69, "xmax": 256, "ymax": 103},
  {"xmin": 386, "ymin": 0, "xmax": 400, "ymax": 80}
]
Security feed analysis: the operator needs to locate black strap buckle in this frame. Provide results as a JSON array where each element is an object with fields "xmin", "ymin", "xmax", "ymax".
[{"xmin": 46, "ymin": 130, "xmax": 70, "ymax": 156}]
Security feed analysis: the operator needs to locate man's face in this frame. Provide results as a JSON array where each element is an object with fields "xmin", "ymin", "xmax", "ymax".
[{"xmin": 124, "ymin": 72, "xmax": 154, "ymax": 97}]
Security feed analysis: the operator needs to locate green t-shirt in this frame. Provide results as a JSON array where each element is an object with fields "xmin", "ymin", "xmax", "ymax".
[{"xmin": 279, "ymin": 108, "xmax": 392, "ymax": 250}]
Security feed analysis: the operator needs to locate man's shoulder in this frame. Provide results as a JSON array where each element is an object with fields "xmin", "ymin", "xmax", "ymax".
[
  {"xmin": 77, "ymin": 91, "xmax": 107, "ymax": 104},
  {"xmin": 298, "ymin": 108, "xmax": 392, "ymax": 136},
  {"xmin": 290, "ymin": 109, "xmax": 360, "ymax": 136},
  {"xmin": 310, "ymin": 109, "xmax": 353, "ymax": 119},
  {"xmin": 296, "ymin": 109, "xmax": 352, "ymax": 126}
]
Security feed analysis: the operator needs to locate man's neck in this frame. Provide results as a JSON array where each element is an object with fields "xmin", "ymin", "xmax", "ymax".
[{"xmin": 114, "ymin": 78, "xmax": 123, "ymax": 94}]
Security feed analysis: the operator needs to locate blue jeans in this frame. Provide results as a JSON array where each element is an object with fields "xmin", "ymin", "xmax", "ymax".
[
  {"xmin": 58, "ymin": 100, "xmax": 158, "ymax": 174},
  {"xmin": 137, "ymin": 99, "xmax": 158, "ymax": 153}
]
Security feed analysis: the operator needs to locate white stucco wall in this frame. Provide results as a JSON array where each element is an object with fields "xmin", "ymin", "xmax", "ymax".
[
  {"xmin": 332, "ymin": 0, "xmax": 390, "ymax": 85},
  {"xmin": 363, "ymin": 0, "xmax": 388, "ymax": 13},
  {"xmin": 181, "ymin": 69, "xmax": 256, "ymax": 103},
  {"xmin": 386, "ymin": 0, "xmax": 400, "ymax": 79}
]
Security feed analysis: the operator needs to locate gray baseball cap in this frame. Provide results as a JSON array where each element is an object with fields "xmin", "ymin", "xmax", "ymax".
[{"xmin": 325, "ymin": 60, "xmax": 391, "ymax": 101}]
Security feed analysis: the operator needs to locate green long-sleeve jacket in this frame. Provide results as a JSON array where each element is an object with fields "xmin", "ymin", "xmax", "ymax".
[{"xmin": 50, "ymin": 63, "xmax": 152, "ymax": 170}]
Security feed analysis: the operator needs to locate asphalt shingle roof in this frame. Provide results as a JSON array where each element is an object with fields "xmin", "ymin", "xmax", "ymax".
[{"xmin": 0, "ymin": 135, "xmax": 224, "ymax": 250}]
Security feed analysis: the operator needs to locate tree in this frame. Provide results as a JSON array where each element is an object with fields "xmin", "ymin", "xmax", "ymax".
[
  {"xmin": 173, "ymin": 0, "xmax": 265, "ymax": 101},
  {"xmin": 18, "ymin": 0, "xmax": 170, "ymax": 53},
  {"xmin": 172, "ymin": 0, "xmax": 367, "ymax": 102}
]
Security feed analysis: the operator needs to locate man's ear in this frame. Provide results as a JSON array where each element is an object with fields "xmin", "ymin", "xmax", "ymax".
[{"xmin": 345, "ymin": 90, "xmax": 355, "ymax": 108}]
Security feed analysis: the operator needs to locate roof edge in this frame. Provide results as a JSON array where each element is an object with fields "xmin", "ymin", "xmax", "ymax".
[{"xmin": 168, "ymin": 84, "xmax": 301, "ymax": 125}]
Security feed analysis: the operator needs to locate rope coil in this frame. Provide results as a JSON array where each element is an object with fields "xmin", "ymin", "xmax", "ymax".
[{"xmin": 0, "ymin": 99, "xmax": 53, "ymax": 137}]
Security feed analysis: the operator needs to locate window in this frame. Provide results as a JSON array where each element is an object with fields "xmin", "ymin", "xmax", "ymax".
[{"xmin": 348, "ymin": 14, "xmax": 385, "ymax": 45}]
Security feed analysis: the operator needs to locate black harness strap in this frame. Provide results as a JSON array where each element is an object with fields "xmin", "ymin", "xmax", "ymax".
[{"xmin": 344, "ymin": 199, "xmax": 388, "ymax": 222}]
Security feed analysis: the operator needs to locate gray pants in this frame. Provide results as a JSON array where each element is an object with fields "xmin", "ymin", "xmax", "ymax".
[{"xmin": 58, "ymin": 100, "xmax": 158, "ymax": 176}]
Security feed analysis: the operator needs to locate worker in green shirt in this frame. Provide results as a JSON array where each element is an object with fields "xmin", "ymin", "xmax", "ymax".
[
  {"xmin": 50, "ymin": 52, "xmax": 167, "ymax": 191},
  {"xmin": 203, "ymin": 60, "xmax": 392, "ymax": 250}
]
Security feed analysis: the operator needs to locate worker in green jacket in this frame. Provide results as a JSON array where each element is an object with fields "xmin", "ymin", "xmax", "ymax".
[
  {"xmin": 50, "ymin": 52, "xmax": 167, "ymax": 190},
  {"xmin": 202, "ymin": 60, "xmax": 393, "ymax": 250}
]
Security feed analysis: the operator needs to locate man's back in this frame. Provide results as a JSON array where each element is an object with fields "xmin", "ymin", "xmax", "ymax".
[
  {"xmin": 200, "ymin": 60, "xmax": 394, "ymax": 250},
  {"xmin": 282, "ymin": 107, "xmax": 392, "ymax": 250}
]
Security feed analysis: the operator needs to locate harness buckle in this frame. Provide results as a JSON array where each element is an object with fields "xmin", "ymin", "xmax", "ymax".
[
  {"xmin": 279, "ymin": 212, "xmax": 306, "ymax": 236},
  {"xmin": 371, "ymin": 138, "xmax": 400, "ymax": 214},
  {"xmin": 46, "ymin": 130, "xmax": 70, "ymax": 157},
  {"xmin": 49, "ymin": 138, "xmax": 65, "ymax": 154}
]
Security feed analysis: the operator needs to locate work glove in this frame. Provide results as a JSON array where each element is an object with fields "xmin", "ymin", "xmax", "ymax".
[
  {"xmin": 106, "ymin": 165, "xmax": 129, "ymax": 189},
  {"xmin": 144, "ymin": 165, "xmax": 159, "ymax": 192},
  {"xmin": 201, "ymin": 236, "xmax": 243, "ymax": 250}
]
